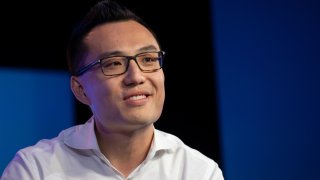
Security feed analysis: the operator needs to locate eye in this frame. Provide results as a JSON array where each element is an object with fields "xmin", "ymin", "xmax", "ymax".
[
  {"xmin": 138, "ymin": 53, "xmax": 159, "ymax": 64},
  {"xmin": 101, "ymin": 57, "xmax": 125, "ymax": 69},
  {"xmin": 142, "ymin": 57, "xmax": 158, "ymax": 63}
]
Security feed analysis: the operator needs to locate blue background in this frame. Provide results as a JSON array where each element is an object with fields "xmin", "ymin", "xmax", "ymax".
[
  {"xmin": 212, "ymin": 0, "xmax": 320, "ymax": 179},
  {"xmin": 0, "ymin": 68, "xmax": 74, "ymax": 173}
]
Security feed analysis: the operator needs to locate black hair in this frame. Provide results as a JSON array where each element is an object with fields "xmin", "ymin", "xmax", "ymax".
[{"xmin": 66, "ymin": 0, "xmax": 159, "ymax": 75}]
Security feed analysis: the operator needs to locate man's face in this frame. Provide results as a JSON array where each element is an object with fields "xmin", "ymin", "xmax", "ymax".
[{"xmin": 72, "ymin": 20, "xmax": 165, "ymax": 133}]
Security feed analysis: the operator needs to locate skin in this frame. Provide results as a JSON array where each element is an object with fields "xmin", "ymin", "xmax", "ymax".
[{"xmin": 70, "ymin": 20, "xmax": 165, "ymax": 177}]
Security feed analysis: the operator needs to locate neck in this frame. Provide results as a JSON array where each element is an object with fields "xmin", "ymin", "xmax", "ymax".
[{"xmin": 95, "ymin": 123, "xmax": 154, "ymax": 177}]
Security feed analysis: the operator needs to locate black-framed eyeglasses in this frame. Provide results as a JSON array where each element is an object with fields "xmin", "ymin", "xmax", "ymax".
[{"xmin": 75, "ymin": 51, "xmax": 165, "ymax": 76}]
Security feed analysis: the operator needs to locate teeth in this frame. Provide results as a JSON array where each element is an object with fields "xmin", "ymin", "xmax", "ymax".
[{"xmin": 128, "ymin": 95, "xmax": 146, "ymax": 100}]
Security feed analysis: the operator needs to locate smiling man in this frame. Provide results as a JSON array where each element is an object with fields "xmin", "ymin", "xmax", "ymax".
[{"xmin": 1, "ymin": 0, "xmax": 224, "ymax": 179}]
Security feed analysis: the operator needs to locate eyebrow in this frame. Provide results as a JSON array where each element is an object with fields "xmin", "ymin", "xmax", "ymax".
[
  {"xmin": 137, "ymin": 45, "xmax": 158, "ymax": 52},
  {"xmin": 98, "ymin": 45, "xmax": 159, "ymax": 58}
]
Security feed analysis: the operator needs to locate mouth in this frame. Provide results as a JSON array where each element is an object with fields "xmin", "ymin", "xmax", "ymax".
[
  {"xmin": 123, "ymin": 93, "xmax": 150, "ymax": 101},
  {"xmin": 126, "ymin": 94, "xmax": 148, "ymax": 100},
  {"xmin": 123, "ymin": 92, "xmax": 151, "ymax": 106}
]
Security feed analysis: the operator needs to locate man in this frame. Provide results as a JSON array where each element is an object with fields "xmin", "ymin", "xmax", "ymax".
[{"xmin": 1, "ymin": 0, "xmax": 224, "ymax": 179}]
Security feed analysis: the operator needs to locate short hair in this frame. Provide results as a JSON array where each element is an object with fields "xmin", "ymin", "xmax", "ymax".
[{"xmin": 66, "ymin": 0, "xmax": 159, "ymax": 75}]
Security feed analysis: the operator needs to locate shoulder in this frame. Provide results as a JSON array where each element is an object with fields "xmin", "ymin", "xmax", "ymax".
[
  {"xmin": 155, "ymin": 129, "xmax": 217, "ymax": 165},
  {"xmin": 1, "ymin": 125, "xmax": 78, "ymax": 180},
  {"xmin": 12, "ymin": 118, "xmax": 95, "ymax": 163},
  {"xmin": 154, "ymin": 129, "xmax": 224, "ymax": 179},
  {"xmin": 13, "ymin": 124, "xmax": 80, "ymax": 163}
]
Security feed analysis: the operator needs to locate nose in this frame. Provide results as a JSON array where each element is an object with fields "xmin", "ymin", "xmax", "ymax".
[{"xmin": 123, "ymin": 59, "xmax": 146, "ymax": 86}]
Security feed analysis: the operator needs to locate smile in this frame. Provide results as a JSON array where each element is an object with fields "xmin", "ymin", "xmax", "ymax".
[{"xmin": 128, "ymin": 94, "xmax": 147, "ymax": 100}]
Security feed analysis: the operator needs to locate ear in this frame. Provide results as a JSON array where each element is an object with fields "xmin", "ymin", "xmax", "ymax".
[{"xmin": 70, "ymin": 76, "xmax": 91, "ymax": 105}]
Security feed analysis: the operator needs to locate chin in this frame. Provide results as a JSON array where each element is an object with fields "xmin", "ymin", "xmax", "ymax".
[{"xmin": 129, "ymin": 117, "xmax": 156, "ymax": 125}]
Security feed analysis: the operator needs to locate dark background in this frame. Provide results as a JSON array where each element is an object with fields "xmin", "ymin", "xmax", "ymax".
[
  {"xmin": 2, "ymin": 0, "xmax": 320, "ymax": 179},
  {"xmin": 0, "ymin": 0, "xmax": 222, "ymax": 166}
]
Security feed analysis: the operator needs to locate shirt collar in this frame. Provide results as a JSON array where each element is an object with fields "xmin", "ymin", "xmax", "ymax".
[
  {"xmin": 63, "ymin": 116, "xmax": 178, "ymax": 154},
  {"xmin": 63, "ymin": 116, "xmax": 100, "ymax": 150},
  {"xmin": 152, "ymin": 129, "xmax": 178, "ymax": 152}
]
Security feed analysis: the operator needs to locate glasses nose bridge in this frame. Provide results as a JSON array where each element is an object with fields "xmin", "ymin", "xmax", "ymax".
[
  {"xmin": 126, "ymin": 54, "xmax": 138, "ymax": 63},
  {"xmin": 125, "ymin": 55, "xmax": 143, "ymax": 71}
]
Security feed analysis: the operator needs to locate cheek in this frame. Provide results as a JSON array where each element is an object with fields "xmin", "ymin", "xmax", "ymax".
[
  {"xmin": 85, "ymin": 81, "xmax": 115, "ymax": 105},
  {"xmin": 88, "ymin": 84, "xmax": 117, "ymax": 115},
  {"xmin": 156, "ymin": 73, "xmax": 165, "ymax": 99},
  {"xmin": 159, "ymin": 72, "xmax": 165, "ymax": 89}
]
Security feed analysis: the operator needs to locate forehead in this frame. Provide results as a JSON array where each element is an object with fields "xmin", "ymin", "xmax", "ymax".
[{"xmin": 84, "ymin": 20, "xmax": 159, "ymax": 54}]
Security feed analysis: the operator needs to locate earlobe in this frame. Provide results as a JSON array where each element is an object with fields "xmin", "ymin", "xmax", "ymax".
[{"xmin": 70, "ymin": 76, "xmax": 90, "ymax": 105}]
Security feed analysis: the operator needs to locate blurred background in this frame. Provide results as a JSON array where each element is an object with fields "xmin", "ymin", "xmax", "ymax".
[{"xmin": 1, "ymin": 0, "xmax": 319, "ymax": 179}]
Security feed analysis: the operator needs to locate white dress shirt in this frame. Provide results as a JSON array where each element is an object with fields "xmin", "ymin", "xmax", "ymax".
[{"xmin": 1, "ymin": 117, "xmax": 224, "ymax": 180}]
